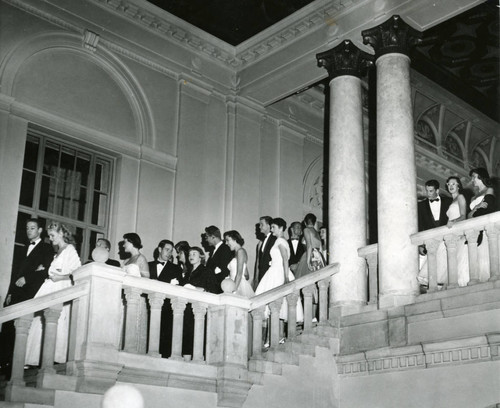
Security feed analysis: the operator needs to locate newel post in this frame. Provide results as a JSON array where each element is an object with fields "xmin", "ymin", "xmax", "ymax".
[
  {"xmin": 67, "ymin": 263, "xmax": 125, "ymax": 393},
  {"xmin": 206, "ymin": 294, "xmax": 252, "ymax": 407}
]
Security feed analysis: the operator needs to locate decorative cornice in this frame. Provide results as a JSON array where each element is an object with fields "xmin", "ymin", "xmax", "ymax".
[
  {"xmin": 337, "ymin": 335, "xmax": 498, "ymax": 376},
  {"xmin": 317, "ymin": 40, "xmax": 373, "ymax": 79}
]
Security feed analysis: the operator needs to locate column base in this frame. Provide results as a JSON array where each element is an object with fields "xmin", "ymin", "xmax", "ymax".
[
  {"xmin": 467, "ymin": 279, "xmax": 480, "ymax": 286},
  {"xmin": 379, "ymin": 293, "xmax": 416, "ymax": 309},
  {"xmin": 329, "ymin": 300, "xmax": 367, "ymax": 317},
  {"xmin": 488, "ymin": 276, "xmax": 500, "ymax": 282}
]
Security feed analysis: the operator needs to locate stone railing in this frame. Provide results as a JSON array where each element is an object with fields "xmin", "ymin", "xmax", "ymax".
[
  {"xmin": 358, "ymin": 212, "xmax": 500, "ymax": 300},
  {"xmin": 411, "ymin": 211, "xmax": 500, "ymax": 291},
  {"xmin": 0, "ymin": 261, "xmax": 339, "ymax": 405}
]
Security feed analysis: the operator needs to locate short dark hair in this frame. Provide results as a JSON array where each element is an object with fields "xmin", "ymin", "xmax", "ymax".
[
  {"xmin": 97, "ymin": 238, "xmax": 111, "ymax": 250},
  {"xmin": 26, "ymin": 218, "xmax": 43, "ymax": 229},
  {"xmin": 304, "ymin": 213, "xmax": 317, "ymax": 226},
  {"xmin": 469, "ymin": 167, "xmax": 492, "ymax": 187},
  {"xmin": 259, "ymin": 216, "xmax": 273, "ymax": 226},
  {"xmin": 224, "ymin": 230, "xmax": 245, "ymax": 246},
  {"xmin": 123, "ymin": 232, "xmax": 143, "ymax": 249},
  {"xmin": 205, "ymin": 226, "xmax": 221, "ymax": 239},
  {"xmin": 271, "ymin": 217, "xmax": 287, "ymax": 231},
  {"xmin": 425, "ymin": 179, "xmax": 440, "ymax": 190},
  {"xmin": 158, "ymin": 239, "xmax": 174, "ymax": 249}
]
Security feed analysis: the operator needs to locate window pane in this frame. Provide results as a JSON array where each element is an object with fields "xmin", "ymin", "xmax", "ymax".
[
  {"xmin": 95, "ymin": 163, "xmax": 102, "ymax": 191},
  {"xmin": 76, "ymin": 155, "xmax": 90, "ymax": 187},
  {"xmin": 75, "ymin": 186, "xmax": 87, "ymax": 221},
  {"xmin": 39, "ymin": 175, "xmax": 53, "ymax": 212},
  {"xmin": 55, "ymin": 180, "xmax": 71, "ymax": 217},
  {"xmin": 19, "ymin": 170, "xmax": 36, "ymax": 207},
  {"xmin": 43, "ymin": 142, "xmax": 59, "ymax": 175},
  {"xmin": 92, "ymin": 192, "xmax": 107, "ymax": 226},
  {"xmin": 60, "ymin": 147, "xmax": 76, "ymax": 177},
  {"xmin": 23, "ymin": 137, "xmax": 39, "ymax": 171},
  {"xmin": 94, "ymin": 161, "xmax": 110, "ymax": 192}
]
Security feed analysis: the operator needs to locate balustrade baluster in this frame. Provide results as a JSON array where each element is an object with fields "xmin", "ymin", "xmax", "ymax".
[
  {"xmin": 486, "ymin": 224, "xmax": 500, "ymax": 281},
  {"xmin": 40, "ymin": 306, "xmax": 63, "ymax": 373},
  {"xmin": 424, "ymin": 239, "xmax": 440, "ymax": 292},
  {"xmin": 444, "ymin": 235, "xmax": 459, "ymax": 288},
  {"xmin": 302, "ymin": 285, "xmax": 316, "ymax": 333},
  {"xmin": 170, "ymin": 298, "xmax": 187, "ymax": 360},
  {"xmin": 123, "ymin": 287, "xmax": 142, "ymax": 353},
  {"xmin": 465, "ymin": 230, "xmax": 480, "ymax": 285},
  {"xmin": 9, "ymin": 315, "xmax": 33, "ymax": 386},
  {"xmin": 148, "ymin": 293, "xmax": 166, "ymax": 357},
  {"xmin": 365, "ymin": 252, "xmax": 378, "ymax": 304},
  {"xmin": 192, "ymin": 302, "xmax": 208, "ymax": 362},
  {"xmin": 318, "ymin": 278, "xmax": 330, "ymax": 322},
  {"xmin": 286, "ymin": 293, "xmax": 299, "ymax": 339},
  {"xmin": 250, "ymin": 307, "xmax": 265, "ymax": 358},
  {"xmin": 268, "ymin": 300, "xmax": 282, "ymax": 348}
]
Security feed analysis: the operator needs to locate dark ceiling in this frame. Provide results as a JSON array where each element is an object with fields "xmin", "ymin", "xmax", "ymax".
[{"xmin": 148, "ymin": 0, "xmax": 499, "ymax": 122}]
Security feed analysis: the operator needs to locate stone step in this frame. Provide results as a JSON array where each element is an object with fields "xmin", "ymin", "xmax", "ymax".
[
  {"xmin": 0, "ymin": 402, "xmax": 52, "ymax": 408},
  {"xmin": 296, "ymin": 333, "xmax": 332, "ymax": 348},
  {"xmin": 247, "ymin": 371, "xmax": 264, "ymax": 386},
  {"xmin": 282, "ymin": 340, "xmax": 316, "ymax": 357},
  {"xmin": 248, "ymin": 358, "xmax": 282, "ymax": 375},
  {"xmin": 4, "ymin": 385, "xmax": 55, "ymax": 406},
  {"xmin": 311, "ymin": 324, "xmax": 339, "ymax": 338},
  {"xmin": 262, "ymin": 349, "xmax": 299, "ymax": 365}
]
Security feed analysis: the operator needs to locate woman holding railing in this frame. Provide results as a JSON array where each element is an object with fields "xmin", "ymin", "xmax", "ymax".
[{"xmin": 25, "ymin": 221, "xmax": 81, "ymax": 366}]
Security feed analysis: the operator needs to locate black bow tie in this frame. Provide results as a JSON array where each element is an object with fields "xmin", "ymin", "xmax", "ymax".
[
  {"xmin": 157, "ymin": 261, "xmax": 165, "ymax": 266},
  {"xmin": 429, "ymin": 198, "xmax": 440, "ymax": 203},
  {"xmin": 29, "ymin": 241, "xmax": 36, "ymax": 245}
]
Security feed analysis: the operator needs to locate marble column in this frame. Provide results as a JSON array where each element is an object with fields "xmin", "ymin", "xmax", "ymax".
[
  {"xmin": 317, "ymin": 40, "xmax": 372, "ymax": 313},
  {"xmin": 362, "ymin": 15, "xmax": 422, "ymax": 308}
]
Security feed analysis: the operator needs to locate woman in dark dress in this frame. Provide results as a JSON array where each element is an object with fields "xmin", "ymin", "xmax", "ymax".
[{"xmin": 181, "ymin": 247, "xmax": 217, "ymax": 358}]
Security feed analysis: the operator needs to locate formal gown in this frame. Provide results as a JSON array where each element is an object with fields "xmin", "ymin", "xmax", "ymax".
[
  {"xmin": 25, "ymin": 244, "xmax": 81, "ymax": 365},
  {"xmin": 446, "ymin": 200, "xmax": 469, "ymax": 286},
  {"xmin": 295, "ymin": 229, "xmax": 325, "ymax": 279},
  {"xmin": 470, "ymin": 194, "xmax": 493, "ymax": 281},
  {"xmin": 228, "ymin": 258, "xmax": 254, "ymax": 298},
  {"xmin": 255, "ymin": 237, "xmax": 303, "ymax": 322}
]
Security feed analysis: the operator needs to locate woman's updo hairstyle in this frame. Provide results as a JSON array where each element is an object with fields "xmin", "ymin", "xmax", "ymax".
[
  {"xmin": 224, "ymin": 230, "xmax": 245, "ymax": 246},
  {"xmin": 123, "ymin": 232, "xmax": 143, "ymax": 249},
  {"xmin": 470, "ymin": 167, "xmax": 492, "ymax": 187}
]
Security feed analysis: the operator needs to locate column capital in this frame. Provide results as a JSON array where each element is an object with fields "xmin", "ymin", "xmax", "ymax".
[
  {"xmin": 362, "ymin": 15, "xmax": 421, "ymax": 59},
  {"xmin": 317, "ymin": 40, "xmax": 373, "ymax": 79}
]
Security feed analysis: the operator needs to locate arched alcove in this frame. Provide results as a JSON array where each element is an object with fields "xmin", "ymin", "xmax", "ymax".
[{"xmin": 303, "ymin": 155, "xmax": 324, "ymax": 221}]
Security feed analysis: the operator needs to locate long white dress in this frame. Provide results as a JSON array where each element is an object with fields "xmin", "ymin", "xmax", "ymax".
[
  {"xmin": 446, "ymin": 200, "xmax": 469, "ymax": 286},
  {"xmin": 25, "ymin": 244, "xmax": 81, "ymax": 365},
  {"xmin": 228, "ymin": 258, "xmax": 254, "ymax": 298},
  {"xmin": 255, "ymin": 237, "xmax": 303, "ymax": 322},
  {"xmin": 470, "ymin": 195, "xmax": 491, "ymax": 281}
]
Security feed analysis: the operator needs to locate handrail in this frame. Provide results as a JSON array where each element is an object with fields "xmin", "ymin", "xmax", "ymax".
[
  {"xmin": 0, "ymin": 281, "xmax": 90, "ymax": 324},
  {"xmin": 411, "ymin": 211, "xmax": 500, "ymax": 245},
  {"xmin": 249, "ymin": 263, "xmax": 339, "ymax": 310}
]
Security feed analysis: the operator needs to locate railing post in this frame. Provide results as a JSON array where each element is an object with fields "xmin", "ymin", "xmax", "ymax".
[
  {"xmin": 192, "ymin": 302, "xmax": 208, "ymax": 362},
  {"xmin": 147, "ymin": 293, "xmax": 166, "ymax": 358},
  {"xmin": 123, "ymin": 287, "xmax": 142, "ymax": 353},
  {"xmin": 286, "ymin": 292, "xmax": 299, "ymax": 339},
  {"xmin": 40, "ymin": 306, "xmax": 63, "ymax": 373},
  {"xmin": 424, "ymin": 239, "xmax": 440, "ymax": 292},
  {"xmin": 250, "ymin": 307, "xmax": 265, "ymax": 358},
  {"xmin": 365, "ymin": 252, "xmax": 378, "ymax": 305},
  {"xmin": 444, "ymin": 235, "xmax": 459, "ymax": 289},
  {"xmin": 268, "ymin": 300, "xmax": 282, "ymax": 348},
  {"xmin": 8, "ymin": 315, "xmax": 33, "ymax": 386},
  {"xmin": 465, "ymin": 229, "xmax": 480, "ymax": 285},
  {"xmin": 169, "ymin": 298, "xmax": 187, "ymax": 361},
  {"xmin": 317, "ymin": 278, "xmax": 330, "ymax": 322},
  {"xmin": 486, "ymin": 224, "xmax": 500, "ymax": 281},
  {"xmin": 302, "ymin": 285, "xmax": 316, "ymax": 333}
]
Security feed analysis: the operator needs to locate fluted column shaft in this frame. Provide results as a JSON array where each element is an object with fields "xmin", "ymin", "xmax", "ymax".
[
  {"xmin": 148, "ymin": 293, "xmax": 166, "ymax": 357},
  {"xmin": 251, "ymin": 307, "xmax": 265, "ymax": 358},
  {"xmin": 170, "ymin": 298, "xmax": 187, "ymax": 360},
  {"xmin": 192, "ymin": 302, "xmax": 207, "ymax": 362},
  {"xmin": 363, "ymin": 16, "xmax": 421, "ymax": 308},
  {"xmin": 9, "ymin": 315, "xmax": 33, "ymax": 386},
  {"xmin": 41, "ymin": 306, "xmax": 63, "ymax": 373}
]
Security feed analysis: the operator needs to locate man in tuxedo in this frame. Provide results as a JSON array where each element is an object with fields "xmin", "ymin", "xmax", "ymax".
[
  {"xmin": 148, "ymin": 239, "xmax": 183, "ymax": 358},
  {"xmin": 288, "ymin": 221, "xmax": 305, "ymax": 274},
  {"xmin": 254, "ymin": 216, "xmax": 277, "ymax": 289},
  {"xmin": 5, "ymin": 219, "xmax": 54, "ymax": 306},
  {"xmin": 417, "ymin": 180, "xmax": 452, "ymax": 289},
  {"xmin": 204, "ymin": 226, "xmax": 233, "ymax": 294}
]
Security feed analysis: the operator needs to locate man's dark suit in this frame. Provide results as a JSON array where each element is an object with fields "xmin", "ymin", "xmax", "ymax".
[
  {"xmin": 288, "ymin": 238, "xmax": 305, "ymax": 266},
  {"xmin": 258, "ymin": 234, "xmax": 277, "ymax": 283},
  {"xmin": 205, "ymin": 243, "xmax": 233, "ymax": 294},
  {"xmin": 7, "ymin": 241, "xmax": 53, "ymax": 305},
  {"xmin": 148, "ymin": 260, "xmax": 183, "ymax": 358},
  {"xmin": 418, "ymin": 196, "xmax": 452, "ymax": 231}
]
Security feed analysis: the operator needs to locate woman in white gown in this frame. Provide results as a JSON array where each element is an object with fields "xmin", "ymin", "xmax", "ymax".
[
  {"xmin": 255, "ymin": 218, "xmax": 304, "ymax": 324},
  {"xmin": 445, "ymin": 176, "xmax": 469, "ymax": 286},
  {"xmin": 467, "ymin": 168, "xmax": 496, "ymax": 282},
  {"xmin": 224, "ymin": 230, "xmax": 254, "ymax": 298},
  {"xmin": 25, "ymin": 222, "xmax": 81, "ymax": 366}
]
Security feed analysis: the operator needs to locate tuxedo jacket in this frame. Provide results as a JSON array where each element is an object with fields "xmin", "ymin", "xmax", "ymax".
[
  {"xmin": 418, "ymin": 196, "xmax": 452, "ymax": 231},
  {"xmin": 288, "ymin": 238, "xmax": 305, "ymax": 266},
  {"xmin": 258, "ymin": 234, "xmax": 277, "ymax": 282},
  {"xmin": 148, "ymin": 260, "xmax": 183, "ymax": 283},
  {"xmin": 206, "ymin": 243, "xmax": 233, "ymax": 294},
  {"xmin": 8, "ymin": 241, "xmax": 54, "ymax": 305}
]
